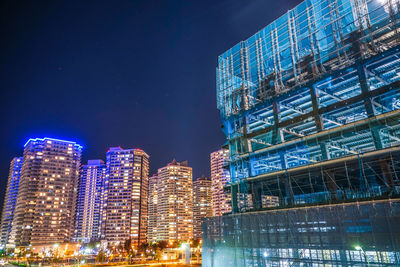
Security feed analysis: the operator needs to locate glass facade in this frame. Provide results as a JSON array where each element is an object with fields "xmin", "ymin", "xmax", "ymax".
[{"xmin": 204, "ymin": 0, "xmax": 400, "ymax": 265}]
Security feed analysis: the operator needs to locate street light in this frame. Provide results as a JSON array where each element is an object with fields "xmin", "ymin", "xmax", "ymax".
[{"xmin": 355, "ymin": 245, "xmax": 370, "ymax": 267}]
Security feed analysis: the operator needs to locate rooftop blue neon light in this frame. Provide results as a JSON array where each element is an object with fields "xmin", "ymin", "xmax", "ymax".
[{"xmin": 24, "ymin": 137, "xmax": 83, "ymax": 149}]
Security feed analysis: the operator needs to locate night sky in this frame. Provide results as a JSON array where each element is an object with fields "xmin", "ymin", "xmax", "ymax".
[{"xmin": 0, "ymin": 0, "xmax": 302, "ymax": 203}]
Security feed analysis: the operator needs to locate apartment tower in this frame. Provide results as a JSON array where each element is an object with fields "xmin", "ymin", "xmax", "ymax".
[
  {"xmin": 103, "ymin": 147, "xmax": 149, "ymax": 246},
  {"xmin": 193, "ymin": 176, "xmax": 212, "ymax": 240},
  {"xmin": 156, "ymin": 160, "xmax": 193, "ymax": 242},
  {"xmin": 0, "ymin": 157, "xmax": 23, "ymax": 249},
  {"xmin": 147, "ymin": 174, "xmax": 158, "ymax": 243},
  {"xmin": 8, "ymin": 138, "xmax": 82, "ymax": 249},
  {"xmin": 74, "ymin": 160, "xmax": 106, "ymax": 243},
  {"xmin": 210, "ymin": 149, "xmax": 231, "ymax": 216}
]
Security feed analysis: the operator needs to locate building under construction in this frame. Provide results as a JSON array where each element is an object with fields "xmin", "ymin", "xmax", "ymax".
[{"xmin": 203, "ymin": 0, "xmax": 400, "ymax": 265}]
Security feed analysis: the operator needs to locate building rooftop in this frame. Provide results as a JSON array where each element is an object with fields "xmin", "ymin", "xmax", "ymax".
[{"xmin": 167, "ymin": 159, "xmax": 189, "ymax": 167}]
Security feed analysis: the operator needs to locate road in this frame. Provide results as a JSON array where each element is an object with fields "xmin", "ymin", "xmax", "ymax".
[{"xmin": 3, "ymin": 261, "xmax": 201, "ymax": 267}]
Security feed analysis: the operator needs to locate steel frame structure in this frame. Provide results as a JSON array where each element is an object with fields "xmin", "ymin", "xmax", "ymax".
[
  {"xmin": 216, "ymin": 0, "xmax": 400, "ymax": 211},
  {"xmin": 204, "ymin": 0, "xmax": 400, "ymax": 265}
]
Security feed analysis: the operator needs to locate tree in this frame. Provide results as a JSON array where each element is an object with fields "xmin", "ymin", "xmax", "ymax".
[
  {"xmin": 192, "ymin": 239, "xmax": 201, "ymax": 248},
  {"xmin": 138, "ymin": 242, "xmax": 150, "ymax": 255},
  {"xmin": 96, "ymin": 249, "xmax": 106, "ymax": 263},
  {"xmin": 124, "ymin": 239, "xmax": 132, "ymax": 254},
  {"xmin": 157, "ymin": 241, "xmax": 168, "ymax": 250}
]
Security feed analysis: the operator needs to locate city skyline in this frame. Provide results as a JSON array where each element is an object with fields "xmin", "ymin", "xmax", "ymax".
[
  {"xmin": 3, "ymin": 137, "xmax": 221, "ymax": 181},
  {"xmin": 0, "ymin": 137, "xmax": 223, "ymax": 249},
  {"xmin": 3, "ymin": 0, "xmax": 399, "ymax": 265},
  {"xmin": 0, "ymin": 0, "xmax": 303, "ymax": 208}
]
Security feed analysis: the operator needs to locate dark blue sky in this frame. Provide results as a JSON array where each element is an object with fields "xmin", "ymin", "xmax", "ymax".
[{"xmin": 0, "ymin": 0, "xmax": 301, "ymax": 196}]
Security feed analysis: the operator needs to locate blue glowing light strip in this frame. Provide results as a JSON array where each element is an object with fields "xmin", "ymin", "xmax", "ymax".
[{"xmin": 24, "ymin": 137, "xmax": 83, "ymax": 149}]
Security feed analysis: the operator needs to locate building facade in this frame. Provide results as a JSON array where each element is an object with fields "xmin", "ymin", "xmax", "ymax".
[
  {"xmin": 103, "ymin": 147, "xmax": 149, "ymax": 246},
  {"xmin": 0, "ymin": 157, "xmax": 23, "ymax": 250},
  {"xmin": 147, "ymin": 174, "xmax": 158, "ymax": 243},
  {"xmin": 210, "ymin": 149, "xmax": 231, "ymax": 216},
  {"xmin": 74, "ymin": 160, "xmax": 106, "ymax": 243},
  {"xmin": 156, "ymin": 160, "xmax": 193, "ymax": 242},
  {"xmin": 8, "ymin": 138, "xmax": 82, "ymax": 249},
  {"xmin": 193, "ymin": 176, "xmax": 212, "ymax": 240},
  {"xmin": 203, "ymin": 0, "xmax": 400, "ymax": 265}
]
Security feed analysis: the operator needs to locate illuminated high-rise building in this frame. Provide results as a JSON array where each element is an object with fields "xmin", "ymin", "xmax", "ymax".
[
  {"xmin": 8, "ymin": 137, "xmax": 82, "ymax": 249},
  {"xmin": 74, "ymin": 160, "xmax": 106, "ymax": 243},
  {"xmin": 156, "ymin": 160, "xmax": 193, "ymax": 242},
  {"xmin": 103, "ymin": 147, "xmax": 149, "ymax": 246},
  {"xmin": 147, "ymin": 174, "xmax": 158, "ymax": 243},
  {"xmin": 0, "ymin": 157, "xmax": 23, "ymax": 250},
  {"xmin": 210, "ymin": 149, "xmax": 231, "ymax": 216},
  {"xmin": 193, "ymin": 176, "xmax": 212, "ymax": 240}
]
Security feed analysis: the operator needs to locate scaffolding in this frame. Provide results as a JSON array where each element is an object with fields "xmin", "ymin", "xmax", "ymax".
[
  {"xmin": 227, "ymin": 146, "xmax": 400, "ymax": 212},
  {"xmin": 217, "ymin": 0, "xmax": 400, "ymax": 119},
  {"xmin": 215, "ymin": 0, "xmax": 400, "ymax": 205},
  {"xmin": 203, "ymin": 199, "xmax": 400, "ymax": 266},
  {"xmin": 204, "ymin": 0, "xmax": 400, "ymax": 265}
]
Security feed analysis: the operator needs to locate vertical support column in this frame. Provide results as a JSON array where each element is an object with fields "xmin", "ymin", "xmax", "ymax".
[
  {"xmin": 292, "ymin": 250, "xmax": 300, "ymax": 267},
  {"xmin": 357, "ymin": 65, "xmax": 383, "ymax": 150},
  {"xmin": 231, "ymin": 184, "xmax": 239, "ymax": 214},
  {"xmin": 358, "ymin": 65, "xmax": 374, "ymax": 116},
  {"xmin": 339, "ymin": 249, "xmax": 349, "ymax": 267},
  {"xmin": 256, "ymin": 37, "xmax": 265, "ymax": 88},
  {"xmin": 229, "ymin": 54, "xmax": 235, "ymax": 116},
  {"xmin": 272, "ymin": 98, "xmax": 281, "ymax": 145},
  {"xmin": 284, "ymin": 172, "xmax": 295, "ymax": 206},
  {"xmin": 288, "ymin": 10, "xmax": 299, "ymax": 84},
  {"xmin": 357, "ymin": 154, "xmax": 370, "ymax": 193},
  {"xmin": 309, "ymin": 86, "xmax": 323, "ymax": 131},
  {"xmin": 328, "ymin": 0, "xmax": 343, "ymax": 64},
  {"xmin": 240, "ymin": 42, "xmax": 250, "ymax": 111},
  {"xmin": 309, "ymin": 86, "xmax": 329, "ymax": 160},
  {"xmin": 272, "ymin": 28, "xmax": 283, "ymax": 89},
  {"xmin": 241, "ymin": 115, "xmax": 252, "ymax": 155},
  {"xmin": 307, "ymin": 3, "xmax": 323, "ymax": 76},
  {"xmin": 251, "ymin": 182, "xmax": 263, "ymax": 210},
  {"xmin": 242, "ymin": 115, "xmax": 254, "ymax": 179}
]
